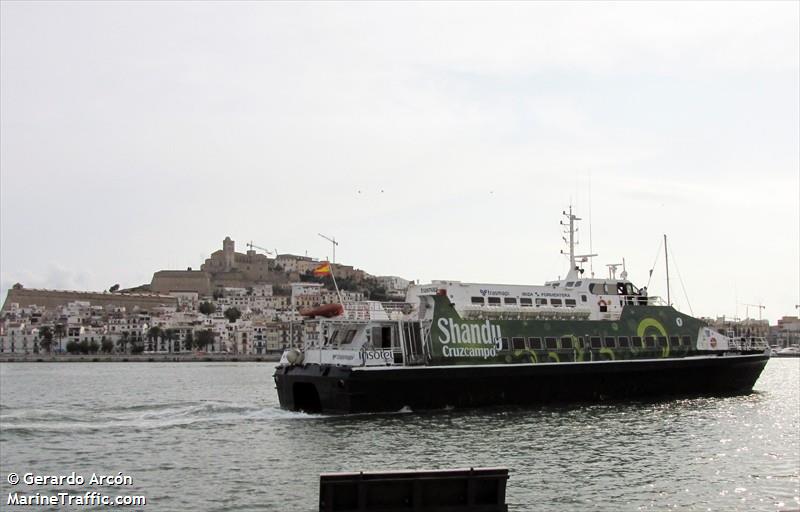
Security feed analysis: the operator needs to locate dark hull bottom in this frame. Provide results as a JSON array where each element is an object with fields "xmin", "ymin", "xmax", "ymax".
[{"xmin": 274, "ymin": 353, "xmax": 770, "ymax": 414}]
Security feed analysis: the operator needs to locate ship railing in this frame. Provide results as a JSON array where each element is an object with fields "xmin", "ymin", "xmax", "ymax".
[
  {"xmin": 339, "ymin": 301, "xmax": 416, "ymax": 322},
  {"xmin": 727, "ymin": 336, "xmax": 769, "ymax": 351},
  {"xmin": 462, "ymin": 306, "xmax": 590, "ymax": 321},
  {"xmin": 619, "ymin": 295, "xmax": 666, "ymax": 306}
]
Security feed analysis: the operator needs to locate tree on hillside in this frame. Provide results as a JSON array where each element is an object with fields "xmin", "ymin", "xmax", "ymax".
[
  {"xmin": 54, "ymin": 324, "xmax": 66, "ymax": 353},
  {"xmin": 117, "ymin": 332, "xmax": 130, "ymax": 354},
  {"xmin": 224, "ymin": 307, "xmax": 241, "ymax": 323},
  {"xmin": 66, "ymin": 340, "xmax": 80, "ymax": 354},
  {"xmin": 198, "ymin": 302, "xmax": 216, "ymax": 316},
  {"xmin": 183, "ymin": 331, "xmax": 194, "ymax": 351},
  {"xmin": 109, "ymin": 284, "xmax": 120, "ymax": 292},
  {"xmin": 147, "ymin": 326, "xmax": 162, "ymax": 352},
  {"xmin": 163, "ymin": 329, "xmax": 177, "ymax": 352},
  {"xmin": 88, "ymin": 339, "xmax": 100, "ymax": 354},
  {"xmin": 195, "ymin": 329, "xmax": 215, "ymax": 351},
  {"xmin": 101, "ymin": 337, "xmax": 113, "ymax": 354},
  {"xmin": 39, "ymin": 326, "xmax": 53, "ymax": 353}
]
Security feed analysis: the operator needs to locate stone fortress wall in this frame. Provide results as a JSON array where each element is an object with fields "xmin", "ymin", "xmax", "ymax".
[{"xmin": 2, "ymin": 288, "xmax": 177, "ymax": 312}]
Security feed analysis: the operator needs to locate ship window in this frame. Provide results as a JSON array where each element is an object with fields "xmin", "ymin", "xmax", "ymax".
[
  {"xmin": 512, "ymin": 337, "xmax": 525, "ymax": 350},
  {"xmin": 575, "ymin": 281, "xmax": 582, "ymax": 287},
  {"xmin": 535, "ymin": 298, "xmax": 547, "ymax": 306},
  {"xmin": 632, "ymin": 336, "xmax": 643, "ymax": 348},
  {"xmin": 560, "ymin": 337, "xmax": 573, "ymax": 349},
  {"xmin": 566, "ymin": 281, "xmax": 574, "ymax": 287},
  {"xmin": 581, "ymin": 295, "xmax": 587, "ymax": 302},
  {"xmin": 590, "ymin": 336, "xmax": 602, "ymax": 349},
  {"xmin": 520, "ymin": 298, "xmax": 532, "ymax": 306},
  {"xmin": 565, "ymin": 299, "xmax": 576, "ymax": 307},
  {"xmin": 488, "ymin": 297, "xmax": 501, "ymax": 305},
  {"xmin": 657, "ymin": 336, "xmax": 667, "ymax": 348},
  {"xmin": 669, "ymin": 336, "xmax": 680, "ymax": 347},
  {"xmin": 681, "ymin": 335, "xmax": 692, "ymax": 346},
  {"xmin": 645, "ymin": 336, "xmax": 656, "ymax": 348},
  {"xmin": 504, "ymin": 297, "xmax": 517, "ymax": 305},
  {"xmin": 528, "ymin": 337, "xmax": 542, "ymax": 350},
  {"xmin": 545, "ymin": 337, "xmax": 557, "ymax": 350},
  {"xmin": 500, "ymin": 338, "xmax": 509, "ymax": 351},
  {"xmin": 343, "ymin": 330, "xmax": 357, "ymax": 344},
  {"xmin": 604, "ymin": 337, "xmax": 616, "ymax": 348},
  {"xmin": 327, "ymin": 331, "xmax": 339, "ymax": 346},
  {"xmin": 471, "ymin": 296, "xmax": 484, "ymax": 304},
  {"xmin": 550, "ymin": 299, "xmax": 562, "ymax": 307},
  {"xmin": 618, "ymin": 336, "xmax": 630, "ymax": 348}
]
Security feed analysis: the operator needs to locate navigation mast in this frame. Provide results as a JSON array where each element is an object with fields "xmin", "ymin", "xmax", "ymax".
[{"xmin": 561, "ymin": 206, "xmax": 597, "ymax": 281}]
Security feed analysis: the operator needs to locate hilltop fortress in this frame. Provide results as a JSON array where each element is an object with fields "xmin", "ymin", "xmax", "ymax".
[
  {"xmin": 2, "ymin": 237, "xmax": 381, "ymax": 312},
  {"xmin": 150, "ymin": 237, "xmax": 290, "ymax": 296}
]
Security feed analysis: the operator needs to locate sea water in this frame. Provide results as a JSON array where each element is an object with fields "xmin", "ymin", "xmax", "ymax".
[{"xmin": 1, "ymin": 360, "xmax": 797, "ymax": 511}]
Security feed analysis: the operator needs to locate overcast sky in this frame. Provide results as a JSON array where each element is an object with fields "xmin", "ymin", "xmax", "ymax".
[{"xmin": 1, "ymin": 1, "xmax": 798, "ymax": 323}]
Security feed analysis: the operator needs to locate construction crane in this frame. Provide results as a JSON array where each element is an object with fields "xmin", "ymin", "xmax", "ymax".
[
  {"xmin": 318, "ymin": 233, "xmax": 338, "ymax": 263},
  {"xmin": 743, "ymin": 303, "xmax": 765, "ymax": 321},
  {"xmin": 247, "ymin": 241, "xmax": 274, "ymax": 256}
]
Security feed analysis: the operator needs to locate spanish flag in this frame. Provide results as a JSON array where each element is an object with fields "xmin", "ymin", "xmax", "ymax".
[{"xmin": 313, "ymin": 262, "xmax": 332, "ymax": 276}]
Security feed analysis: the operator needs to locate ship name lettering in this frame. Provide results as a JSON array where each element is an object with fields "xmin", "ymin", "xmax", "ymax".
[{"xmin": 437, "ymin": 318, "xmax": 501, "ymax": 349}]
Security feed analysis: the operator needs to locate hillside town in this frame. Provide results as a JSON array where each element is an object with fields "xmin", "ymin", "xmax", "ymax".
[
  {"xmin": 0, "ymin": 237, "xmax": 410, "ymax": 356},
  {"xmin": 1, "ymin": 236, "xmax": 799, "ymax": 357}
]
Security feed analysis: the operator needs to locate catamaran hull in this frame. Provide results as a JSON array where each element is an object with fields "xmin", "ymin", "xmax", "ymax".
[{"xmin": 274, "ymin": 353, "xmax": 770, "ymax": 414}]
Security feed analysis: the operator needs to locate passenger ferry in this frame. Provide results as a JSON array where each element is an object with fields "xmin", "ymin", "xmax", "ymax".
[{"xmin": 274, "ymin": 209, "xmax": 770, "ymax": 413}]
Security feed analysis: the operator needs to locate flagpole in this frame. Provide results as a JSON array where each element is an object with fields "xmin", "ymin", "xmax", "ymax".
[{"xmin": 328, "ymin": 261, "xmax": 345, "ymax": 310}]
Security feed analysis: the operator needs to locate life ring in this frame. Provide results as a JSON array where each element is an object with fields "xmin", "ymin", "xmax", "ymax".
[
  {"xmin": 598, "ymin": 299, "xmax": 608, "ymax": 308},
  {"xmin": 709, "ymin": 337, "xmax": 717, "ymax": 349}
]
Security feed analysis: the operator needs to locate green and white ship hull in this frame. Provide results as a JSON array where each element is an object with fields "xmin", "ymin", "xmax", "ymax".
[{"xmin": 274, "ymin": 208, "xmax": 769, "ymax": 414}]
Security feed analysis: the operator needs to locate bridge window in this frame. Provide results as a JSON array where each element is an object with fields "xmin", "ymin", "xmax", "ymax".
[
  {"xmin": 645, "ymin": 336, "xmax": 656, "ymax": 348},
  {"xmin": 604, "ymin": 337, "xmax": 616, "ymax": 348},
  {"xmin": 328, "ymin": 331, "xmax": 339, "ymax": 345},
  {"xmin": 343, "ymin": 330, "xmax": 357, "ymax": 345},
  {"xmin": 681, "ymin": 335, "xmax": 692, "ymax": 346},
  {"xmin": 545, "ymin": 337, "xmax": 557, "ymax": 350},
  {"xmin": 520, "ymin": 298, "xmax": 532, "ymax": 307},
  {"xmin": 550, "ymin": 299, "xmax": 562, "ymax": 307},
  {"xmin": 618, "ymin": 336, "xmax": 630, "ymax": 348},
  {"xmin": 500, "ymin": 338, "xmax": 509, "ymax": 351},
  {"xmin": 528, "ymin": 337, "xmax": 542, "ymax": 350},
  {"xmin": 565, "ymin": 299, "xmax": 576, "ymax": 307},
  {"xmin": 560, "ymin": 337, "xmax": 573, "ymax": 349},
  {"xmin": 590, "ymin": 336, "xmax": 602, "ymax": 348},
  {"xmin": 632, "ymin": 336, "xmax": 643, "ymax": 348},
  {"xmin": 471, "ymin": 296, "xmax": 484, "ymax": 304},
  {"xmin": 512, "ymin": 337, "xmax": 525, "ymax": 350},
  {"xmin": 657, "ymin": 336, "xmax": 667, "ymax": 348},
  {"xmin": 504, "ymin": 297, "xmax": 517, "ymax": 305},
  {"xmin": 669, "ymin": 336, "xmax": 680, "ymax": 347},
  {"xmin": 488, "ymin": 297, "xmax": 501, "ymax": 305},
  {"xmin": 535, "ymin": 298, "xmax": 547, "ymax": 306},
  {"xmin": 566, "ymin": 281, "xmax": 574, "ymax": 287}
]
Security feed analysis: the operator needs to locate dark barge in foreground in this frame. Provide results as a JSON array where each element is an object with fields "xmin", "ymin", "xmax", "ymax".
[{"xmin": 274, "ymin": 209, "xmax": 769, "ymax": 414}]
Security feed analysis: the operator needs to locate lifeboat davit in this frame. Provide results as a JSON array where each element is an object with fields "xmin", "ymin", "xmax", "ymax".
[{"xmin": 300, "ymin": 303, "xmax": 344, "ymax": 318}]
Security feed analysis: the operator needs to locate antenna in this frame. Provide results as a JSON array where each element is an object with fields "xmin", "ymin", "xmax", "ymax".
[
  {"xmin": 606, "ymin": 263, "xmax": 623, "ymax": 280},
  {"xmin": 318, "ymin": 233, "xmax": 339, "ymax": 263},
  {"xmin": 588, "ymin": 171, "xmax": 594, "ymax": 278},
  {"xmin": 664, "ymin": 234, "xmax": 671, "ymax": 306}
]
